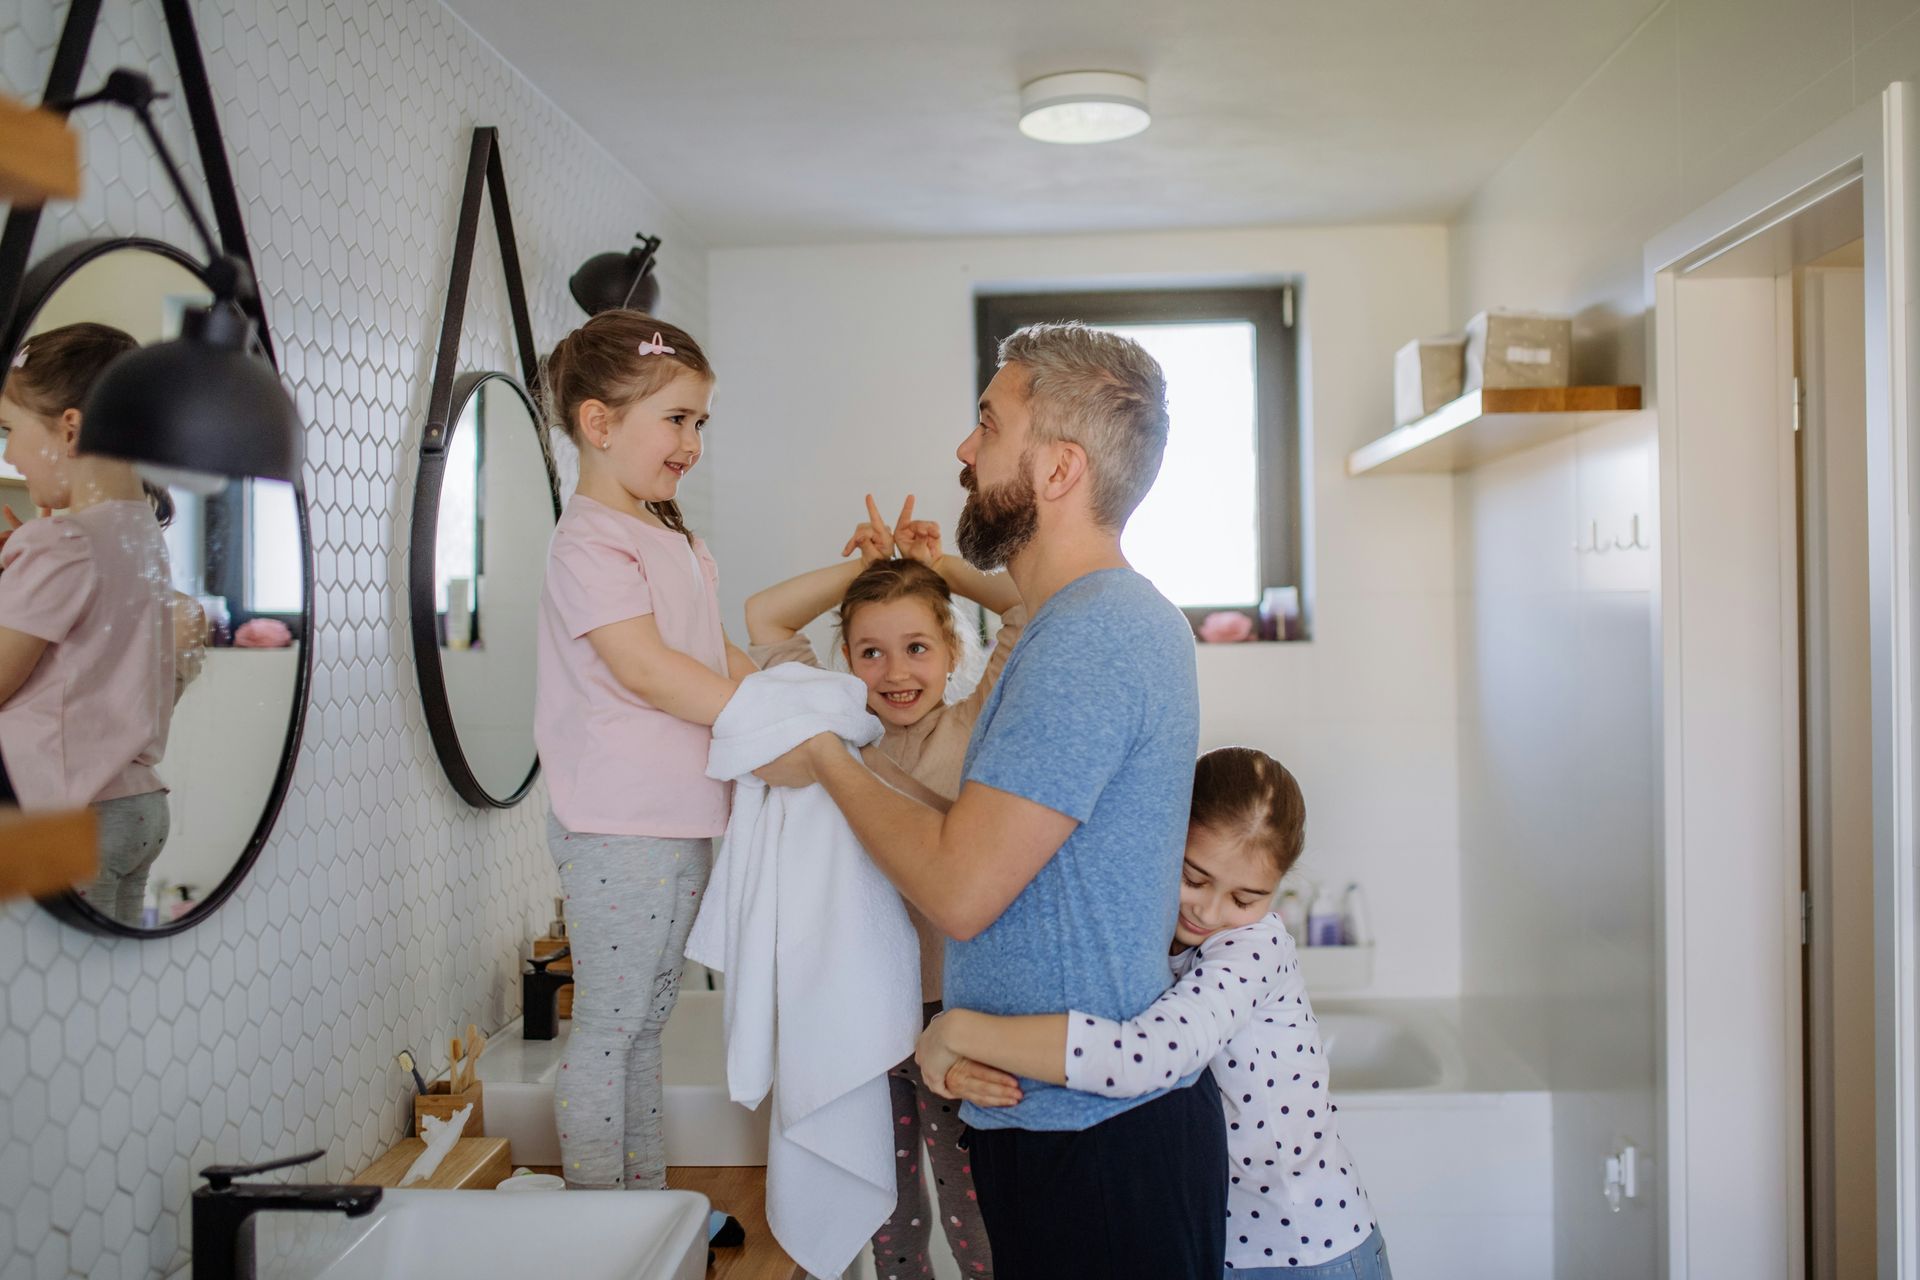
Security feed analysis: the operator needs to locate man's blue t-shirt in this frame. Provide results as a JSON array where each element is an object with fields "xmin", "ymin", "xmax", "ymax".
[{"xmin": 945, "ymin": 568, "xmax": 1201, "ymax": 1131}]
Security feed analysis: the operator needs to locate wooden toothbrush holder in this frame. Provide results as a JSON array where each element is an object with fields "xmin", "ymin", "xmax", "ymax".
[{"xmin": 413, "ymin": 1079, "xmax": 485, "ymax": 1139}]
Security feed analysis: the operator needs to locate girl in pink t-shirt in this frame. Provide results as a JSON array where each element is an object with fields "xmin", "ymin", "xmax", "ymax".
[
  {"xmin": 0, "ymin": 323, "xmax": 178, "ymax": 925},
  {"xmin": 535, "ymin": 311, "xmax": 755, "ymax": 1192}
]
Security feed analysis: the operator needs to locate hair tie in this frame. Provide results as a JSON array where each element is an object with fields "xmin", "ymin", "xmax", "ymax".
[
  {"xmin": 9, "ymin": 346, "xmax": 26, "ymax": 370},
  {"xmin": 637, "ymin": 332, "xmax": 676, "ymax": 357}
]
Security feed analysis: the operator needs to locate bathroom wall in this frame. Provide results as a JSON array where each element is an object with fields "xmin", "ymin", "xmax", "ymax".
[
  {"xmin": 1446, "ymin": 2, "xmax": 1920, "ymax": 1273},
  {"xmin": 0, "ymin": 0, "xmax": 705, "ymax": 1275},
  {"xmin": 705, "ymin": 225, "xmax": 1462, "ymax": 999}
]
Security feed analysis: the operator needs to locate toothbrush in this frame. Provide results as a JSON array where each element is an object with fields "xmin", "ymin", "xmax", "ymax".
[{"xmin": 397, "ymin": 1049, "xmax": 428, "ymax": 1096}]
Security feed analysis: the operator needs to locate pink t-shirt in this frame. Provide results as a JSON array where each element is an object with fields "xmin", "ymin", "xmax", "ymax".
[
  {"xmin": 536, "ymin": 494, "xmax": 731, "ymax": 837},
  {"xmin": 0, "ymin": 501, "xmax": 174, "ymax": 809}
]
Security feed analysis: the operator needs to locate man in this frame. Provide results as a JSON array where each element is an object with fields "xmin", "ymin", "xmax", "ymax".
[{"xmin": 758, "ymin": 323, "xmax": 1224, "ymax": 1278}]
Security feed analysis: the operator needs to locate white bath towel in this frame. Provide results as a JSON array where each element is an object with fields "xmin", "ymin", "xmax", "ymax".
[{"xmin": 685, "ymin": 663, "xmax": 922, "ymax": 1280}]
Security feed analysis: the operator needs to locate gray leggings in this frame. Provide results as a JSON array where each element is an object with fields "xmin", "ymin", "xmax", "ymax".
[
  {"xmin": 547, "ymin": 815, "xmax": 712, "ymax": 1189},
  {"xmin": 86, "ymin": 790, "xmax": 170, "ymax": 926}
]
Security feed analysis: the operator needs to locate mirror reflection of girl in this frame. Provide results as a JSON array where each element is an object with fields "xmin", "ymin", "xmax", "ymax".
[
  {"xmin": 0, "ymin": 323, "xmax": 183, "ymax": 925},
  {"xmin": 743, "ymin": 496, "xmax": 1025, "ymax": 1280},
  {"xmin": 535, "ymin": 312, "xmax": 757, "ymax": 1192},
  {"xmin": 915, "ymin": 749, "xmax": 1391, "ymax": 1280}
]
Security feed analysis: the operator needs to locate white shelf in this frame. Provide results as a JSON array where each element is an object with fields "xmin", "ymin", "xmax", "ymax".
[{"xmin": 1347, "ymin": 386, "xmax": 1643, "ymax": 476}]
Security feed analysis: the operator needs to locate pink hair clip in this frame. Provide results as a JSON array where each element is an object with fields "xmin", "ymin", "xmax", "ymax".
[
  {"xmin": 9, "ymin": 347, "xmax": 26, "ymax": 370},
  {"xmin": 636, "ymin": 332, "xmax": 676, "ymax": 357}
]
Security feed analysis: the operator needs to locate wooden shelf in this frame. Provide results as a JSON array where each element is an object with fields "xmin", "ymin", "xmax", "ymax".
[
  {"xmin": 0, "ymin": 806, "xmax": 97, "ymax": 902},
  {"xmin": 0, "ymin": 91, "xmax": 80, "ymax": 206},
  {"xmin": 354, "ymin": 1136, "xmax": 510, "ymax": 1189},
  {"xmin": 1347, "ymin": 386, "xmax": 1643, "ymax": 476}
]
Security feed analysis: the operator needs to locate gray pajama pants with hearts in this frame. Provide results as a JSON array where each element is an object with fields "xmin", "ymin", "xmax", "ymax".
[{"xmin": 547, "ymin": 816, "xmax": 713, "ymax": 1189}]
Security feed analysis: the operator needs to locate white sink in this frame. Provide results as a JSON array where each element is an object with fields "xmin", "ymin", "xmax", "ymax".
[
  {"xmin": 477, "ymin": 991, "xmax": 771, "ymax": 1167},
  {"xmin": 253, "ymin": 1188, "xmax": 709, "ymax": 1280}
]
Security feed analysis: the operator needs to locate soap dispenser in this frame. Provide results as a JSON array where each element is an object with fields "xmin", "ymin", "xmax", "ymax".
[{"xmin": 523, "ymin": 946, "xmax": 574, "ymax": 1041}]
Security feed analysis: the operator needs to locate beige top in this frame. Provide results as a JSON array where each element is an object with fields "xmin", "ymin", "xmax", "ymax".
[{"xmin": 749, "ymin": 605, "xmax": 1027, "ymax": 1001}]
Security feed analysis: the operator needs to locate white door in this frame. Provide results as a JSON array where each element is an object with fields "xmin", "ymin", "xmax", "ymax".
[{"xmin": 1647, "ymin": 81, "xmax": 1920, "ymax": 1280}]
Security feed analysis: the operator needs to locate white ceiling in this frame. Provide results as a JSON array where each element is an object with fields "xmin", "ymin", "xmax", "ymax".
[{"xmin": 444, "ymin": 0, "xmax": 1662, "ymax": 248}]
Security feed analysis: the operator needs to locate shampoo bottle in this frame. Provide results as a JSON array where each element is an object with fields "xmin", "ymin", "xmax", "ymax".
[{"xmin": 1308, "ymin": 885, "xmax": 1345, "ymax": 947}]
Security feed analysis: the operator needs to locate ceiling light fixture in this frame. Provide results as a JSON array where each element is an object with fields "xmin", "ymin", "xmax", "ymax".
[{"xmin": 1018, "ymin": 71, "xmax": 1151, "ymax": 144}]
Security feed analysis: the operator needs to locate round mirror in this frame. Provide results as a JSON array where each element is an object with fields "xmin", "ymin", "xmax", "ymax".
[
  {"xmin": 410, "ymin": 372, "xmax": 556, "ymax": 806},
  {"xmin": 0, "ymin": 239, "xmax": 312, "ymax": 935}
]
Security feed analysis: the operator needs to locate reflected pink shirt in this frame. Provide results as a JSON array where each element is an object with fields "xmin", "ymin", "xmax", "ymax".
[
  {"xmin": 535, "ymin": 494, "xmax": 731, "ymax": 837},
  {"xmin": 0, "ymin": 502, "xmax": 173, "ymax": 809}
]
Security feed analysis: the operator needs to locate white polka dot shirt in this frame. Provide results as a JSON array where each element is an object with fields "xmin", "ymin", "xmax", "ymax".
[{"xmin": 1063, "ymin": 913, "xmax": 1377, "ymax": 1270}]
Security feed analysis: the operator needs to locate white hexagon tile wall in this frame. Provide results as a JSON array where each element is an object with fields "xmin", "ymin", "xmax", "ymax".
[{"xmin": 0, "ymin": 1, "xmax": 710, "ymax": 1276}]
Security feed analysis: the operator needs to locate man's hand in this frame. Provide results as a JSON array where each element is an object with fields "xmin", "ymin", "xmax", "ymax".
[{"xmin": 753, "ymin": 731, "xmax": 835, "ymax": 788}]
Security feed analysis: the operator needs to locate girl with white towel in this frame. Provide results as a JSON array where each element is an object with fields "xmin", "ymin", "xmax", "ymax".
[{"xmin": 744, "ymin": 497, "xmax": 1024, "ymax": 1280}]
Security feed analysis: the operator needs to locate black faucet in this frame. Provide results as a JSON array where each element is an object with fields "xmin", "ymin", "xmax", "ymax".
[
  {"xmin": 192, "ymin": 1149, "xmax": 381, "ymax": 1280},
  {"xmin": 524, "ymin": 945, "xmax": 574, "ymax": 1040}
]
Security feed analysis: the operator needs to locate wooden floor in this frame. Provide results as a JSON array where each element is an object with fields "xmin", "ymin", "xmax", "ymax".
[
  {"xmin": 670, "ymin": 1166, "xmax": 802, "ymax": 1280},
  {"xmin": 523, "ymin": 1165, "xmax": 799, "ymax": 1280}
]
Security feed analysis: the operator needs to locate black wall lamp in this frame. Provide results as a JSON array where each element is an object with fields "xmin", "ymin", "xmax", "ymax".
[
  {"xmin": 44, "ymin": 69, "xmax": 301, "ymax": 488},
  {"xmin": 569, "ymin": 232, "xmax": 663, "ymax": 316}
]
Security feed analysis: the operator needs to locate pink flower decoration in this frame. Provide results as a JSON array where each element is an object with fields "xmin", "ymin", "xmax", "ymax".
[{"xmin": 1198, "ymin": 611, "xmax": 1255, "ymax": 644}]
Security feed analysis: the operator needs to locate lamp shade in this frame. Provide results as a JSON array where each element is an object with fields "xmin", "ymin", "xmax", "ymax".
[
  {"xmin": 79, "ymin": 302, "xmax": 302, "ymax": 486},
  {"xmin": 569, "ymin": 239, "xmax": 661, "ymax": 315},
  {"xmin": 1018, "ymin": 71, "xmax": 1151, "ymax": 144}
]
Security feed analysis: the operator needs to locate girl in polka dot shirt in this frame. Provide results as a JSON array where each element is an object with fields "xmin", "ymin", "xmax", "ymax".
[{"xmin": 915, "ymin": 747, "xmax": 1391, "ymax": 1279}]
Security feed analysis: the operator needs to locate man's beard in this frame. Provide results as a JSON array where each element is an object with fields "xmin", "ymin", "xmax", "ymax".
[{"xmin": 955, "ymin": 458, "xmax": 1040, "ymax": 571}]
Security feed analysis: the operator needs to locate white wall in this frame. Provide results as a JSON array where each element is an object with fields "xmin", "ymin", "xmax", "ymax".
[
  {"xmin": 0, "ymin": 0, "xmax": 706, "ymax": 1275},
  {"xmin": 706, "ymin": 225, "xmax": 1462, "ymax": 998},
  {"xmin": 161, "ymin": 649, "xmax": 302, "ymax": 892},
  {"xmin": 1445, "ymin": 3, "xmax": 1920, "ymax": 1274}
]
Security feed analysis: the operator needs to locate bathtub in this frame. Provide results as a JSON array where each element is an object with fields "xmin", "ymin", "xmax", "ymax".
[
  {"xmin": 1316, "ymin": 1000, "xmax": 1554, "ymax": 1280},
  {"xmin": 483, "ymin": 994, "xmax": 1550, "ymax": 1280}
]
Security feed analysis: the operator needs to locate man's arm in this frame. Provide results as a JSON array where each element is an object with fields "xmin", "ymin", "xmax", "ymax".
[
  {"xmin": 859, "ymin": 744, "xmax": 952, "ymax": 813},
  {"xmin": 803, "ymin": 733, "xmax": 1076, "ymax": 941}
]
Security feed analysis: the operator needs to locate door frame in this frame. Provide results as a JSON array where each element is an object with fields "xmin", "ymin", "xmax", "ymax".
[{"xmin": 1646, "ymin": 85, "xmax": 1920, "ymax": 1280}]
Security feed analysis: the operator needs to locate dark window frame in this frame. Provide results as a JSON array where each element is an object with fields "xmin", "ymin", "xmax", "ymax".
[{"xmin": 974, "ymin": 286, "xmax": 1305, "ymax": 637}]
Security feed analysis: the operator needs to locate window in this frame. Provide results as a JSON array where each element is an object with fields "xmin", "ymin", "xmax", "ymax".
[
  {"xmin": 435, "ymin": 390, "xmax": 484, "ymax": 613},
  {"xmin": 201, "ymin": 477, "xmax": 304, "ymax": 628},
  {"xmin": 244, "ymin": 480, "xmax": 303, "ymax": 616},
  {"xmin": 975, "ymin": 287, "xmax": 1303, "ymax": 635}
]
